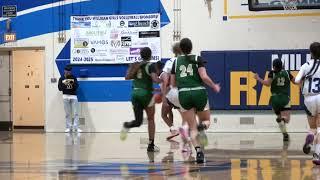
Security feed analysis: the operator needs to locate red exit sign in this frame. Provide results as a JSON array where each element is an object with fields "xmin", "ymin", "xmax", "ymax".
[{"xmin": 4, "ymin": 33, "xmax": 16, "ymax": 42}]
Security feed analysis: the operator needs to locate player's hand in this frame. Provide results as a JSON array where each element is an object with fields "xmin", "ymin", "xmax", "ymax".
[
  {"xmin": 254, "ymin": 73, "xmax": 260, "ymax": 80},
  {"xmin": 213, "ymin": 83, "xmax": 221, "ymax": 93}
]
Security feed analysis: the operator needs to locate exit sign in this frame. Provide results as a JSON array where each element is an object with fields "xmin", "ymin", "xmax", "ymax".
[{"xmin": 4, "ymin": 33, "xmax": 16, "ymax": 42}]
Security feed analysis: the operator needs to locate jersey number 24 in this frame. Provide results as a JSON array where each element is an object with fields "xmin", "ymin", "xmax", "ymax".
[{"xmin": 180, "ymin": 64, "xmax": 194, "ymax": 77}]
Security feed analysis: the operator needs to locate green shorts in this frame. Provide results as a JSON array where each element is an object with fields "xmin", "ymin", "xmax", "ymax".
[
  {"xmin": 270, "ymin": 94, "xmax": 291, "ymax": 115},
  {"xmin": 131, "ymin": 88, "xmax": 154, "ymax": 108},
  {"xmin": 178, "ymin": 87, "xmax": 209, "ymax": 112}
]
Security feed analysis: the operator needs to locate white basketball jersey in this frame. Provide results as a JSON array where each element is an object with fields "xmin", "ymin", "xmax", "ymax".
[{"xmin": 298, "ymin": 60, "xmax": 320, "ymax": 96}]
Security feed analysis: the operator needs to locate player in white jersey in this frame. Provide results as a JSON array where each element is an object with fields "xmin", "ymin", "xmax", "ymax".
[
  {"xmin": 160, "ymin": 43, "xmax": 187, "ymax": 141},
  {"xmin": 295, "ymin": 42, "xmax": 320, "ymax": 165}
]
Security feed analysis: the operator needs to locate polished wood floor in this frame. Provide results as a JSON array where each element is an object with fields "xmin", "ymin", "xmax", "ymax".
[{"xmin": 0, "ymin": 132, "xmax": 318, "ymax": 179}]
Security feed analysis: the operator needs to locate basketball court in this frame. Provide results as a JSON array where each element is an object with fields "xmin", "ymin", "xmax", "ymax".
[
  {"xmin": 0, "ymin": 132, "xmax": 318, "ymax": 179},
  {"xmin": 0, "ymin": 0, "xmax": 320, "ymax": 179}
]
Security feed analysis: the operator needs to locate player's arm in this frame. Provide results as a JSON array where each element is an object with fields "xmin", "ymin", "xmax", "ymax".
[
  {"xmin": 160, "ymin": 59, "xmax": 174, "ymax": 94},
  {"xmin": 170, "ymin": 61, "xmax": 177, "ymax": 87},
  {"xmin": 197, "ymin": 57, "xmax": 220, "ymax": 93},
  {"xmin": 149, "ymin": 63, "xmax": 162, "ymax": 83},
  {"xmin": 159, "ymin": 72, "xmax": 169, "ymax": 105},
  {"xmin": 288, "ymin": 71, "xmax": 299, "ymax": 85},
  {"xmin": 254, "ymin": 71, "xmax": 272, "ymax": 86},
  {"xmin": 294, "ymin": 65, "xmax": 306, "ymax": 84},
  {"xmin": 160, "ymin": 72, "xmax": 170, "ymax": 94},
  {"xmin": 125, "ymin": 62, "xmax": 141, "ymax": 80}
]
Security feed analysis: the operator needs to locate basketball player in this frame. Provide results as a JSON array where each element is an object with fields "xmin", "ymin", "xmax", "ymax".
[
  {"xmin": 160, "ymin": 43, "xmax": 182, "ymax": 140},
  {"xmin": 254, "ymin": 59, "xmax": 296, "ymax": 141},
  {"xmin": 120, "ymin": 47, "xmax": 162, "ymax": 152},
  {"xmin": 294, "ymin": 42, "xmax": 320, "ymax": 165},
  {"xmin": 171, "ymin": 38, "xmax": 220, "ymax": 163},
  {"xmin": 160, "ymin": 43, "xmax": 192, "ymax": 152}
]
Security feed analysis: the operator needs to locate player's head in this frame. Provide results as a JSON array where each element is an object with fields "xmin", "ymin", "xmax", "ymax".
[
  {"xmin": 154, "ymin": 61, "xmax": 164, "ymax": 75},
  {"xmin": 272, "ymin": 59, "xmax": 283, "ymax": 72},
  {"xmin": 180, "ymin": 38, "xmax": 192, "ymax": 55},
  {"xmin": 64, "ymin": 65, "xmax": 72, "ymax": 77},
  {"xmin": 310, "ymin": 42, "xmax": 320, "ymax": 60},
  {"xmin": 140, "ymin": 47, "xmax": 152, "ymax": 61},
  {"xmin": 172, "ymin": 42, "xmax": 182, "ymax": 57}
]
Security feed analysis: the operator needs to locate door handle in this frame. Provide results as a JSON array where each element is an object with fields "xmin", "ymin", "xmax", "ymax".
[{"xmin": 8, "ymin": 88, "xmax": 11, "ymax": 96}]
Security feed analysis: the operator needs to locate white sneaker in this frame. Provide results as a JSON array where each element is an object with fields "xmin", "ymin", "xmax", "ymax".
[
  {"xmin": 65, "ymin": 128, "xmax": 71, "ymax": 133},
  {"xmin": 120, "ymin": 127, "xmax": 129, "ymax": 141},
  {"xmin": 166, "ymin": 129, "xmax": 179, "ymax": 140}
]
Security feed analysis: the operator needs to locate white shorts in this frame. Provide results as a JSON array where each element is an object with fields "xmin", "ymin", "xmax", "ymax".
[
  {"xmin": 304, "ymin": 94, "xmax": 320, "ymax": 116},
  {"xmin": 166, "ymin": 87, "xmax": 182, "ymax": 109}
]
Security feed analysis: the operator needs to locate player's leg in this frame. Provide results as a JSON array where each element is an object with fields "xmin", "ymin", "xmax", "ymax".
[
  {"xmin": 271, "ymin": 95, "xmax": 288, "ymax": 141},
  {"xmin": 280, "ymin": 109, "xmax": 290, "ymax": 141},
  {"xmin": 197, "ymin": 110, "xmax": 210, "ymax": 147},
  {"xmin": 161, "ymin": 101, "xmax": 173, "ymax": 127},
  {"xmin": 303, "ymin": 96, "xmax": 317, "ymax": 154},
  {"xmin": 279, "ymin": 95, "xmax": 291, "ymax": 141},
  {"xmin": 312, "ymin": 114, "xmax": 320, "ymax": 165},
  {"xmin": 195, "ymin": 90, "xmax": 211, "ymax": 131},
  {"xmin": 161, "ymin": 100, "xmax": 179, "ymax": 140},
  {"xmin": 179, "ymin": 90, "xmax": 205, "ymax": 163},
  {"xmin": 179, "ymin": 110, "xmax": 191, "ymax": 152},
  {"xmin": 120, "ymin": 90, "xmax": 145, "ymax": 140},
  {"xmin": 166, "ymin": 88, "xmax": 181, "ymax": 140},
  {"xmin": 312, "ymin": 95, "xmax": 320, "ymax": 165},
  {"xmin": 181, "ymin": 108, "xmax": 204, "ymax": 163},
  {"xmin": 193, "ymin": 89, "xmax": 210, "ymax": 147},
  {"xmin": 145, "ymin": 104, "xmax": 160, "ymax": 152}
]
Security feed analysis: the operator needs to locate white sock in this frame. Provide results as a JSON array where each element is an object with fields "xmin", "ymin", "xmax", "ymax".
[
  {"xmin": 278, "ymin": 121, "xmax": 287, "ymax": 133},
  {"xmin": 182, "ymin": 124, "xmax": 189, "ymax": 130},
  {"xmin": 309, "ymin": 129, "xmax": 317, "ymax": 135}
]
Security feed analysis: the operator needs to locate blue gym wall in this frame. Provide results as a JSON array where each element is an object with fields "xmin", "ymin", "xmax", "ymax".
[
  {"xmin": 0, "ymin": 0, "xmax": 309, "ymax": 110},
  {"xmin": 202, "ymin": 50, "xmax": 309, "ymax": 110}
]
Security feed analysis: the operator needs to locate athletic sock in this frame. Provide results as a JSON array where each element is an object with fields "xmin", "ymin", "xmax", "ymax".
[
  {"xmin": 278, "ymin": 119, "xmax": 287, "ymax": 133},
  {"xmin": 149, "ymin": 139, "xmax": 154, "ymax": 145}
]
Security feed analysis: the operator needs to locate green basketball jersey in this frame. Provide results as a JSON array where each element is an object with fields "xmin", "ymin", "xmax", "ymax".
[
  {"xmin": 174, "ymin": 55, "xmax": 204, "ymax": 89},
  {"xmin": 132, "ymin": 62, "xmax": 153, "ymax": 91},
  {"xmin": 269, "ymin": 70, "xmax": 291, "ymax": 95}
]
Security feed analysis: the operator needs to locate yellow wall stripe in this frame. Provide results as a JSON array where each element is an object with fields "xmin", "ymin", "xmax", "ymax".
[{"xmin": 224, "ymin": 0, "xmax": 228, "ymax": 15}]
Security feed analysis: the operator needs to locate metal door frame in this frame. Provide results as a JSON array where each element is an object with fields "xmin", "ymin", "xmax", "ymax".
[{"xmin": 0, "ymin": 47, "xmax": 45, "ymax": 130}]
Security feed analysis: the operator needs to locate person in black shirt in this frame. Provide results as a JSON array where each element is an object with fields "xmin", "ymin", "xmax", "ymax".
[{"xmin": 58, "ymin": 66, "xmax": 81, "ymax": 133}]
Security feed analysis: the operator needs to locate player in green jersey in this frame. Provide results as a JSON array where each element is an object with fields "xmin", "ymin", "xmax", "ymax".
[
  {"xmin": 255, "ymin": 59, "xmax": 296, "ymax": 141},
  {"xmin": 171, "ymin": 38, "xmax": 220, "ymax": 163},
  {"xmin": 120, "ymin": 47, "xmax": 162, "ymax": 152}
]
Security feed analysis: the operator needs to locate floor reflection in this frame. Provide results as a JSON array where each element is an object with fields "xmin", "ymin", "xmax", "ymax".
[{"xmin": 0, "ymin": 132, "xmax": 318, "ymax": 179}]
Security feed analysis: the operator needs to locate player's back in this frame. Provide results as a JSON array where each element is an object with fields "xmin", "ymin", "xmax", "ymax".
[
  {"xmin": 301, "ymin": 60, "xmax": 320, "ymax": 96},
  {"xmin": 175, "ymin": 55, "xmax": 203, "ymax": 89},
  {"xmin": 133, "ymin": 62, "xmax": 153, "ymax": 91},
  {"xmin": 270, "ymin": 70, "xmax": 291, "ymax": 96}
]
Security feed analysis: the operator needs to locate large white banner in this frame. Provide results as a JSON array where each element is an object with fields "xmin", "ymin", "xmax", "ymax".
[{"xmin": 70, "ymin": 13, "xmax": 161, "ymax": 64}]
